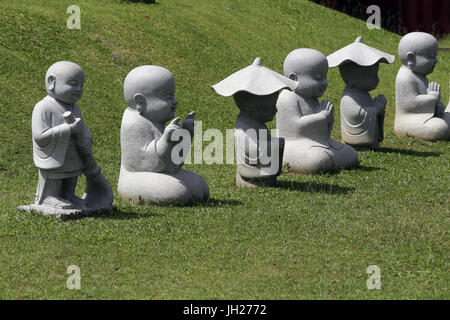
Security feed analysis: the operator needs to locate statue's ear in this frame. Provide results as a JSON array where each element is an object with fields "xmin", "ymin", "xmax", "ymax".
[
  {"xmin": 288, "ymin": 72, "xmax": 298, "ymax": 82},
  {"xmin": 134, "ymin": 93, "xmax": 146, "ymax": 113},
  {"xmin": 47, "ymin": 75, "xmax": 56, "ymax": 91},
  {"xmin": 406, "ymin": 51, "xmax": 416, "ymax": 67}
]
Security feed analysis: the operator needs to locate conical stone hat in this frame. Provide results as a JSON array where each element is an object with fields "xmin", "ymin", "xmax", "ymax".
[
  {"xmin": 327, "ymin": 37, "xmax": 395, "ymax": 68},
  {"xmin": 212, "ymin": 57, "xmax": 298, "ymax": 97}
]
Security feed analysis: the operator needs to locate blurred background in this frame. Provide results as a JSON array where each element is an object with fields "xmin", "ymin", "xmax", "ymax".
[{"xmin": 311, "ymin": 0, "xmax": 450, "ymax": 38}]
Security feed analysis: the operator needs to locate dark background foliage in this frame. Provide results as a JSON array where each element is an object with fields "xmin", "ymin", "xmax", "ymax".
[{"xmin": 312, "ymin": 0, "xmax": 450, "ymax": 38}]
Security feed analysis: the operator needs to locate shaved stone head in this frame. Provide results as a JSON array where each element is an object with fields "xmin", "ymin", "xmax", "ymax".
[
  {"xmin": 45, "ymin": 61, "xmax": 84, "ymax": 87},
  {"xmin": 123, "ymin": 65, "xmax": 175, "ymax": 107},
  {"xmin": 45, "ymin": 61, "xmax": 85, "ymax": 103},
  {"xmin": 283, "ymin": 48, "xmax": 328, "ymax": 77},
  {"xmin": 398, "ymin": 32, "xmax": 438, "ymax": 64}
]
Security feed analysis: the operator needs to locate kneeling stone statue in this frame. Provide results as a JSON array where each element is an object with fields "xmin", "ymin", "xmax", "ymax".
[
  {"xmin": 276, "ymin": 48, "xmax": 359, "ymax": 174},
  {"xmin": 118, "ymin": 65, "xmax": 209, "ymax": 204},
  {"xmin": 395, "ymin": 32, "xmax": 450, "ymax": 141}
]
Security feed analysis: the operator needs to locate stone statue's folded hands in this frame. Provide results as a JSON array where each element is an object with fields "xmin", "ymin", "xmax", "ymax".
[
  {"xmin": 165, "ymin": 117, "xmax": 181, "ymax": 142},
  {"xmin": 374, "ymin": 94, "xmax": 387, "ymax": 108},
  {"xmin": 320, "ymin": 100, "xmax": 334, "ymax": 116},
  {"xmin": 427, "ymin": 82, "xmax": 441, "ymax": 101},
  {"xmin": 182, "ymin": 111, "xmax": 196, "ymax": 137},
  {"xmin": 156, "ymin": 117, "xmax": 181, "ymax": 158}
]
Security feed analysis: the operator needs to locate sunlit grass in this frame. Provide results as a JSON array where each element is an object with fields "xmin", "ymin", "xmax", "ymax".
[{"xmin": 0, "ymin": 0, "xmax": 448, "ymax": 299}]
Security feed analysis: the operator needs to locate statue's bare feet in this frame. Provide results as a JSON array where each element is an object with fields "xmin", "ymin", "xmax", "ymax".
[{"xmin": 42, "ymin": 196, "xmax": 74, "ymax": 209}]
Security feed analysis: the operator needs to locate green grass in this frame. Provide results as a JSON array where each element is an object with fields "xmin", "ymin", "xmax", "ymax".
[{"xmin": 0, "ymin": 0, "xmax": 449, "ymax": 299}]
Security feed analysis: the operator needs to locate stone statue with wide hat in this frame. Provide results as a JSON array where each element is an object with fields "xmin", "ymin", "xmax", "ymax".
[
  {"xmin": 213, "ymin": 58, "xmax": 297, "ymax": 187},
  {"xmin": 328, "ymin": 36, "xmax": 395, "ymax": 148}
]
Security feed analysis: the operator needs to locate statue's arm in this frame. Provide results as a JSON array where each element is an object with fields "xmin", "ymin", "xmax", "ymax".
[
  {"xmin": 245, "ymin": 135, "xmax": 260, "ymax": 166},
  {"xmin": 397, "ymin": 77, "xmax": 437, "ymax": 113},
  {"xmin": 277, "ymin": 93, "xmax": 327, "ymax": 135},
  {"xmin": 122, "ymin": 123, "xmax": 166, "ymax": 173},
  {"xmin": 144, "ymin": 138, "xmax": 168, "ymax": 170},
  {"xmin": 141, "ymin": 133, "xmax": 170, "ymax": 172},
  {"xmin": 415, "ymin": 93, "xmax": 439, "ymax": 112},
  {"xmin": 370, "ymin": 95, "xmax": 387, "ymax": 113},
  {"xmin": 294, "ymin": 111, "xmax": 328, "ymax": 133},
  {"xmin": 234, "ymin": 128, "xmax": 260, "ymax": 167},
  {"xmin": 341, "ymin": 95, "xmax": 367, "ymax": 122},
  {"xmin": 32, "ymin": 102, "xmax": 70, "ymax": 147}
]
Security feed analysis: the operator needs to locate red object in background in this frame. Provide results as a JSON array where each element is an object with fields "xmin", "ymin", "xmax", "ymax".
[
  {"xmin": 401, "ymin": 0, "xmax": 450, "ymax": 36},
  {"xmin": 312, "ymin": 0, "xmax": 450, "ymax": 38}
]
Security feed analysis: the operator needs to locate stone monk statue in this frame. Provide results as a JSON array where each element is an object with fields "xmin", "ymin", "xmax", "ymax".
[{"xmin": 18, "ymin": 61, "xmax": 113, "ymax": 219}]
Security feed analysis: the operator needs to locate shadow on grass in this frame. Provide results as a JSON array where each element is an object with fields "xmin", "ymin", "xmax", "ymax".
[
  {"xmin": 89, "ymin": 198, "xmax": 242, "ymax": 220},
  {"xmin": 375, "ymin": 147, "xmax": 441, "ymax": 157},
  {"xmin": 95, "ymin": 209, "xmax": 164, "ymax": 220},
  {"xmin": 288, "ymin": 165, "xmax": 381, "ymax": 176},
  {"xmin": 83, "ymin": 196, "xmax": 243, "ymax": 219},
  {"xmin": 276, "ymin": 180, "xmax": 354, "ymax": 194},
  {"xmin": 354, "ymin": 165, "xmax": 382, "ymax": 172},
  {"xmin": 201, "ymin": 198, "xmax": 242, "ymax": 207},
  {"xmin": 122, "ymin": 0, "xmax": 159, "ymax": 4},
  {"xmin": 152, "ymin": 198, "xmax": 242, "ymax": 208}
]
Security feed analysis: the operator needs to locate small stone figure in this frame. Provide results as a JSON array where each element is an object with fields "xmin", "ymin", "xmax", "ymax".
[
  {"xmin": 118, "ymin": 65, "xmax": 209, "ymax": 204},
  {"xmin": 327, "ymin": 37, "xmax": 395, "ymax": 148},
  {"xmin": 212, "ymin": 58, "xmax": 297, "ymax": 187},
  {"xmin": 18, "ymin": 61, "xmax": 113, "ymax": 219},
  {"xmin": 395, "ymin": 32, "xmax": 450, "ymax": 140},
  {"xmin": 276, "ymin": 48, "xmax": 358, "ymax": 174}
]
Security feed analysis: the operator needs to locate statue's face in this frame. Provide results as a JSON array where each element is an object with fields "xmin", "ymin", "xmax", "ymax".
[
  {"xmin": 341, "ymin": 63, "xmax": 379, "ymax": 91},
  {"xmin": 141, "ymin": 76, "xmax": 178, "ymax": 123},
  {"xmin": 354, "ymin": 64, "xmax": 379, "ymax": 91},
  {"xmin": 294, "ymin": 63, "xmax": 328, "ymax": 99},
  {"xmin": 234, "ymin": 91, "xmax": 279, "ymax": 123},
  {"xmin": 411, "ymin": 46, "xmax": 438, "ymax": 76},
  {"xmin": 50, "ymin": 69, "xmax": 85, "ymax": 104}
]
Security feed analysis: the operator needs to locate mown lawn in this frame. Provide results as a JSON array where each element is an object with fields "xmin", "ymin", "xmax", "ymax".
[{"xmin": 0, "ymin": 0, "xmax": 448, "ymax": 299}]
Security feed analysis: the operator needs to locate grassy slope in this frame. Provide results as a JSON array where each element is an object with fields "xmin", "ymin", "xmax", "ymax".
[{"xmin": 0, "ymin": 0, "xmax": 448, "ymax": 299}]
